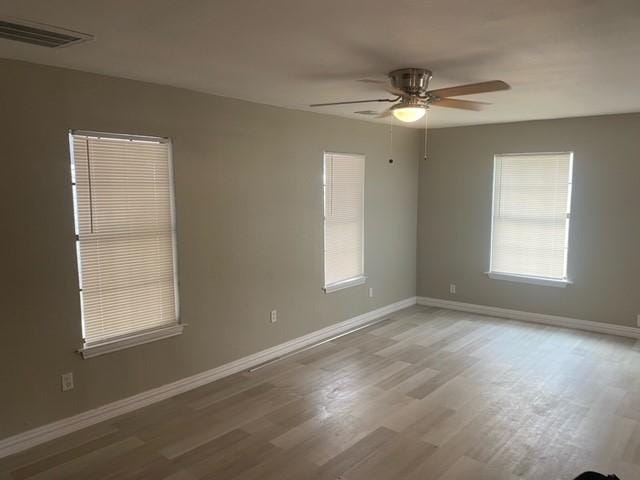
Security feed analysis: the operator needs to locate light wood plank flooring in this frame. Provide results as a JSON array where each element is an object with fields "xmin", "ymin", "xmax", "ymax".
[{"xmin": 3, "ymin": 305, "xmax": 640, "ymax": 479}]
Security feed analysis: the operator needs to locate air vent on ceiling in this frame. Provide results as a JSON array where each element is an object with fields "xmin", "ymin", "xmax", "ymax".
[{"xmin": 0, "ymin": 17, "xmax": 93, "ymax": 48}]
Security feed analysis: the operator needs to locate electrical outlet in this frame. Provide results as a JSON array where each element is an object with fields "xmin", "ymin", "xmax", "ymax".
[
  {"xmin": 449, "ymin": 284, "xmax": 456, "ymax": 294},
  {"xmin": 270, "ymin": 310, "xmax": 277, "ymax": 323},
  {"xmin": 61, "ymin": 372, "xmax": 74, "ymax": 392},
  {"xmin": 368, "ymin": 288, "xmax": 374, "ymax": 298}
]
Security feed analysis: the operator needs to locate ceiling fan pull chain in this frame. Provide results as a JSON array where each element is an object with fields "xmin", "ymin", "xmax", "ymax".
[
  {"xmin": 389, "ymin": 121, "xmax": 394, "ymax": 163},
  {"xmin": 424, "ymin": 109, "xmax": 429, "ymax": 161}
]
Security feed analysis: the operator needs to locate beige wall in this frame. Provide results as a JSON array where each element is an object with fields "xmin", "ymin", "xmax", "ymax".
[
  {"xmin": 0, "ymin": 59, "xmax": 421, "ymax": 438},
  {"xmin": 418, "ymin": 114, "xmax": 640, "ymax": 326}
]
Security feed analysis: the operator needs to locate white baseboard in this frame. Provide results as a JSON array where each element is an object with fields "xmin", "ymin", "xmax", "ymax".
[
  {"xmin": 0, "ymin": 297, "xmax": 416, "ymax": 459},
  {"xmin": 417, "ymin": 296, "xmax": 640, "ymax": 339}
]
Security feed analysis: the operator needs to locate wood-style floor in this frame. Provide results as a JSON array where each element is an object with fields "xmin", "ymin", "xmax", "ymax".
[{"xmin": 2, "ymin": 305, "xmax": 640, "ymax": 480}]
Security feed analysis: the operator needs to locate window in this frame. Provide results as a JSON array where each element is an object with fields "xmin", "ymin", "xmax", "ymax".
[
  {"xmin": 489, "ymin": 152, "xmax": 573, "ymax": 287},
  {"xmin": 323, "ymin": 152, "xmax": 366, "ymax": 293},
  {"xmin": 70, "ymin": 131, "xmax": 181, "ymax": 358}
]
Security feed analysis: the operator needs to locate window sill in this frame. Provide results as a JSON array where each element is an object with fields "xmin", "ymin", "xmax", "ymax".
[
  {"xmin": 79, "ymin": 324, "xmax": 185, "ymax": 359},
  {"xmin": 323, "ymin": 276, "xmax": 367, "ymax": 293},
  {"xmin": 486, "ymin": 271, "xmax": 571, "ymax": 288}
]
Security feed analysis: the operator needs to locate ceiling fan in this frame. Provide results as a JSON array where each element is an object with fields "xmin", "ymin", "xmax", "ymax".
[{"xmin": 309, "ymin": 68, "xmax": 510, "ymax": 123}]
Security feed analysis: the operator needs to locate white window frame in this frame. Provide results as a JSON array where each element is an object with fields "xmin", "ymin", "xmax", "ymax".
[
  {"xmin": 487, "ymin": 151, "xmax": 574, "ymax": 288},
  {"xmin": 322, "ymin": 151, "xmax": 366, "ymax": 293},
  {"xmin": 69, "ymin": 130, "xmax": 183, "ymax": 358}
]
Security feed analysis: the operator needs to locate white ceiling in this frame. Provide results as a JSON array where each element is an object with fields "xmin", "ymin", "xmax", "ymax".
[{"xmin": 2, "ymin": 0, "xmax": 640, "ymax": 128}]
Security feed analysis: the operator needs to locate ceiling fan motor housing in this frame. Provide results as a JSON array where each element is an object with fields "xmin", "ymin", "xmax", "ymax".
[{"xmin": 388, "ymin": 68, "xmax": 433, "ymax": 95}]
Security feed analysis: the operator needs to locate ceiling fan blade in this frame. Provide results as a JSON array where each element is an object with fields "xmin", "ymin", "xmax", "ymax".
[
  {"xmin": 427, "ymin": 80, "xmax": 510, "ymax": 98},
  {"xmin": 431, "ymin": 98, "xmax": 489, "ymax": 111},
  {"xmin": 376, "ymin": 107, "xmax": 393, "ymax": 118},
  {"xmin": 309, "ymin": 98, "xmax": 395, "ymax": 107},
  {"xmin": 384, "ymin": 85, "xmax": 406, "ymax": 96},
  {"xmin": 358, "ymin": 79, "xmax": 386, "ymax": 84},
  {"xmin": 353, "ymin": 110, "xmax": 379, "ymax": 116},
  {"xmin": 358, "ymin": 79, "xmax": 405, "ymax": 96}
]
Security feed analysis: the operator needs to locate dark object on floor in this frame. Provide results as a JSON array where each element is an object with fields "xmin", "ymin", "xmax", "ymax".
[{"xmin": 574, "ymin": 472, "xmax": 620, "ymax": 480}]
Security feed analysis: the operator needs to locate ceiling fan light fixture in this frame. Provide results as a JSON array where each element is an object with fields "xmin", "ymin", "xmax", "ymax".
[
  {"xmin": 308, "ymin": 68, "xmax": 509, "ymax": 121},
  {"xmin": 391, "ymin": 105, "xmax": 426, "ymax": 123}
]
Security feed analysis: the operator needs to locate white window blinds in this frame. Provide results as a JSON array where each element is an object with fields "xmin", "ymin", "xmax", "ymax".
[
  {"xmin": 323, "ymin": 152, "xmax": 365, "ymax": 289},
  {"xmin": 490, "ymin": 152, "xmax": 573, "ymax": 280},
  {"xmin": 70, "ymin": 131, "xmax": 179, "ymax": 349}
]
